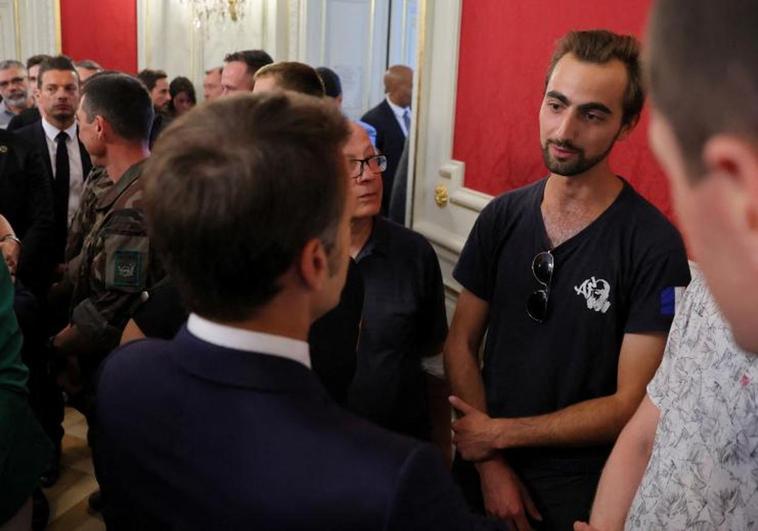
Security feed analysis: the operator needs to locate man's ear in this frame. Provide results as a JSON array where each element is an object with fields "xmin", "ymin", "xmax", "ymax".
[
  {"xmin": 297, "ymin": 238, "xmax": 329, "ymax": 292},
  {"xmin": 703, "ymin": 135, "xmax": 758, "ymax": 232}
]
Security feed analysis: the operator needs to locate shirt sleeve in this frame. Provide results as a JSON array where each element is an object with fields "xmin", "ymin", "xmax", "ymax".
[
  {"xmin": 71, "ymin": 209, "xmax": 151, "ymax": 352},
  {"xmin": 646, "ymin": 276, "xmax": 696, "ymax": 410},
  {"xmin": 417, "ymin": 239, "xmax": 448, "ymax": 357},
  {"xmin": 624, "ymin": 232, "xmax": 691, "ymax": 334},
  {"xmin": 452, "ymin": 200, "xmax": 502, "ymax": 302}
]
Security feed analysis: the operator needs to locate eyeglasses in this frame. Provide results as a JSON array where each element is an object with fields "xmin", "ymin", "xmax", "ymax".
[
  {"xmin": 527, "ymin": 250, "xmax": 554, "ymax": 323},
  {"xmin": 348, "ymin": 154, "xmax": 387, "ymax": 180}
]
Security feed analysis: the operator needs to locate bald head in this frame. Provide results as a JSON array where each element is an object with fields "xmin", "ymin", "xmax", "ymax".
[{"xmin": 383, "ymin": 65, "xmax": 413, "ymax": 108}]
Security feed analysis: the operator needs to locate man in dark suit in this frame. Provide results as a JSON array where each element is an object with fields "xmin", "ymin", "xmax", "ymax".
[
  {"xmin": 0, "ymin": 129, "xmax": 55, "ymax": 292},
  {"xmin": 14, "ymin": 56, "xmax": 92, "ymax": 264},
  {"xmin": 95, "ymin": 93, "xmax": 503, "ymax": 530},
  {"xmin": 361, "ymin": 65, "xmax": 413, "ymax": 215}
]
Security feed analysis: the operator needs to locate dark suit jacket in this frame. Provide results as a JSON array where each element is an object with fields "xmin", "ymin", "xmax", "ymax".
[
  {"xmin": 14, "ymin": 120, "xmax": 92, "ymax": 260},
  {"xmin": 95, "ymin": 327, "xmax": 502, "ymax": 531},
  {"xmin": 6, "ymin": 107, "xmax": 41, "ymax": 132},
  {"xmin": 361, "ymin": 100, "xmax": 407, "ymax": 216},
  {"xmin": 0, "ymin": 129, "xmax": 55, "ymax": 294}
]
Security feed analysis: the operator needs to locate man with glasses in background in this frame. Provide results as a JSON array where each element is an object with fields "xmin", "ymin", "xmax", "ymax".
[
  {"xmin": 443, "ymin": 30, "xmax": 690, "ymax": 530},
  {"xmin": 0, "ymin": 60, "xmax": 33, "ymax": 129},
  {"xmin": 345, "ymin": 121, "xmax": 451, "ymax": 458}
]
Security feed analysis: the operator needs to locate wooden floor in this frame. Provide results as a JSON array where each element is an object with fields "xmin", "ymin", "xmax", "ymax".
[{"xmin": 43, "ymin": 408, "xmax": 105, "ymax": 531}]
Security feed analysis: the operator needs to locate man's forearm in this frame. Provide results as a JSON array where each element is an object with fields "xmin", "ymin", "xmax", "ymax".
[
  {"xmin": 493, "ymin": 392, "xmax": 640, "ymax": 449},
  {"xmin": 589, "ymin": 396, "xmax": 659, "ymax": 530}
]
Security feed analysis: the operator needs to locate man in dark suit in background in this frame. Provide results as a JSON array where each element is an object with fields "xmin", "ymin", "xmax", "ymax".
[
  {"xmin": 0, "ymin": 129, "xmax": 55, "ymax": 293},
  {"xmin": 95, "ymin": 93, "xmax": 503, "ymax": 530},
  {"xmin": 6, "ymin": 54, "xmax": 52, "ymax": 132},
  {"xmin": 14, "ymin": 56, "xmax": 91, "ymax": 265},
  {"xmin": 361, "ymin": 64, "xmax": 413, "ymax": 215}
]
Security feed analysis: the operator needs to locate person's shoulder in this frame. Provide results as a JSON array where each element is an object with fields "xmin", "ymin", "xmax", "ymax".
[
  {"xmin": 361, "ymin": 100, "xmax": 391, "ymax": 122},
  {"xmin": 617, "ymin": 181, "xmax": 685, "ymax": 247},
  {"xmin": 11, "ymin": 119, "xmax": 41, "ymax": 139},
  {"xmin": 476, "ymin": 178, "xmax": 544, "ymax": 225}
]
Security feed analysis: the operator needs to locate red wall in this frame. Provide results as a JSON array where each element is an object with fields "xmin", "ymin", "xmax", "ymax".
[
  {"xmin": 61, "ymin": 0, "xmax": 138, "ymax": 74},
  {"xmin": 452, "ymin": 1, "xmax": 673, "ymax": 218}
]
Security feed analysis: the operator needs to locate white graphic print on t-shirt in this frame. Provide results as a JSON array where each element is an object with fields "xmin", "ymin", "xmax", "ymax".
[{"xmin": 574, "ymin": 276, "xmax": 611, "ymax": 314}]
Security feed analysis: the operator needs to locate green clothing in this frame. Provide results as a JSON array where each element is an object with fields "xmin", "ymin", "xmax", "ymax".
[
  {"xmin": 65, "ymin": 166, "xmax": 114, "ymax": 266},
  {"xmin": 70, "ymin": 161, "xmax": 163, "ymax": 360},
  {"xmin": 0, "ymin": 261, "xmax": 52, "ymax": 523}
]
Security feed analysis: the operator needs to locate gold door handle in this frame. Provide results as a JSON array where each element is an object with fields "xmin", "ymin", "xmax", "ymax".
[{"xmin": 434, "ymin": 184, "xmax": 449, "ymax": 207}]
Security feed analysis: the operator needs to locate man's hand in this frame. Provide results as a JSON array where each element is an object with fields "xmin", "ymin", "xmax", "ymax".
[
  {"xmin": 450, "ymin": 395, "xmax": 502, "ymax": 461},
  {"xmin": 573, "ymin": 522, "xmax": 601, "ymax": 531},
  {"xmin": 0, "ymin": 239, "xmax": 20, "ymax": 281},
  {"xmin": 478, "ymin": 457, "xmax": 542, "ymax": 531}
]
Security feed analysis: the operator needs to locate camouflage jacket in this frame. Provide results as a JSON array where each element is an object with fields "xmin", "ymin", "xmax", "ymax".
[
  {"xmin": 70, "ymin": 160, "xmax": 164, "ymax": 355},
  {"xmin": 65, "ymin": 166, "xmax": 113, "ymax": 264}
]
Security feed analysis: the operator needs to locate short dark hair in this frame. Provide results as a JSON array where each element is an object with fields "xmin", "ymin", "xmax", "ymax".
[
  {"xmin": 316, "ymin": 67, "xmax": 342, "ymax": 98},
  {"xmin": 545, "ymin": 30, "xmax": 644, "ymax": 127},
  {"xmin": 26, "ymin": 54, "xmax": 52, "ymax": 69},
  {"xmin": 81, "ymin": 72, "xmax": 154, "ymax": 142},
  {"xmin": 648, "ymin": 0, "xmax": 758, "ymax": 179},
  {"xmin": 169, "ymin": 76, "xmax": 196, "ymax": 104},
  {"xmin": 255, "ymin": 62, "xmax": 325, "ymax": 98},
  {"xmin": 75, "ymin": 59, "xmax": 103, "ymax": 71},
  {"xmin": 136, "ymin": 69, "xmax": 168, "ymax": 92},
  {"xmin": 37, "ymin": 55, "xmax": 78, "ymax": 88},
  {"xmin": 144, "ymin": 93, "xmax": 350, "ymax": 321},
  {"xmin": 223, "ymin": 49, "xmax": 274, "ymax": 76}
]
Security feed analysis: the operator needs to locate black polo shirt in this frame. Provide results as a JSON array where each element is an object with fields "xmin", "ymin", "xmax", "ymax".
[{"xmin": 348, "ymin": 217, "xmax": 448, "ymax": 440}]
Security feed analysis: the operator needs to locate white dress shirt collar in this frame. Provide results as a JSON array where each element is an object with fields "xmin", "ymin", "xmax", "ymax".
[
  {"xmin": 41, "ymin": 117, "xmax": 77, "ymax": 143},
  {"xmin": 187, "ymin": 313, "xmax": 311, "ymax": 369}
]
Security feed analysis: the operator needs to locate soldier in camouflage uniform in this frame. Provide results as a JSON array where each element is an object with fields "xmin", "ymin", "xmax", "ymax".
[
  {"xmin": 64, "ymin": 165, "xmax": 112, "ymax": 268},
  {"xmin": 51, "ymin": 73, "xmax": 163, "ymax": 404}
]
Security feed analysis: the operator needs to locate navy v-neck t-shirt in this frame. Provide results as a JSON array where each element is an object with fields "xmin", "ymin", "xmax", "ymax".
[{"xmin": 454, "ymin": 177, "xmax": 690, "ymax": 469}]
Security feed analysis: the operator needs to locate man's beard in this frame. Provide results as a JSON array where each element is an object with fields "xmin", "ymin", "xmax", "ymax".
[
  {"xmin": 541, "ymin": 133, "xmax": 619, "ymax": 177},
  {"xmin": 4, "ymin": 89, "xmax": 28, "ymax": 107}
]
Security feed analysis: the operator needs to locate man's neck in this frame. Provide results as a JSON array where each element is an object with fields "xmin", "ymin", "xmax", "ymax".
[
  {"xmin": 44, "ymin": 115, "xmax": 75, "ymax": 132},
  {"xmin": 543, "ymin": 162, "xmax": 622, "ymax": 212},
  {"xmin": 218, "ymin": 290, "xmax": 313, "ymax": 342},
  {"xmin": 540, "ymin": 161, "xmax": 623, "ymax": 248},
  {"xmin": 350, "ymin": 216, "xmax": 374, "ymax": 258},
  {"xmin": 104, "ymin": 142, "xmax": 150, "ymax": 183}
]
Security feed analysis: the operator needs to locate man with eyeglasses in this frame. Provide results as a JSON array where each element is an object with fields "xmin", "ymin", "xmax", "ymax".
[
  {"xmin": 0, "ymin": 60, "xmax": 33, "ymax": 129},
  {"xmin": 345, "ymin": 121, "xmax": 450, "ymax": 454},
  {"xmin": 443, "ymin": 30, "xmax": 690, "ymax": 530}
]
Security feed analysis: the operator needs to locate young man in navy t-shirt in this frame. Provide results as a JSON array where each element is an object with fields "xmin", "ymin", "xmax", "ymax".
[{"xmin": 443, "ymin": 30, "xmax": 690, "ymax": 530}]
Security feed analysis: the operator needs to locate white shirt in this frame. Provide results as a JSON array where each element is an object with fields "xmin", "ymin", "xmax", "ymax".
[
  {"xmin": 626, "ymin": 270, "xmax": 758, "ymax": 530},
  {"xmin": 0, "ymin": 100, "xmax": 15, "ymax": 129},
  {"xmin": 386, "ymin": 95, "xmax": 410, "ymax": 137},
  {"xmin": 186, "ymin": 313, "xmax": 311, "ymax": 369},
  {"xmin": 41, "ymin": 117, "xmax": 84, "ymax": 225}
]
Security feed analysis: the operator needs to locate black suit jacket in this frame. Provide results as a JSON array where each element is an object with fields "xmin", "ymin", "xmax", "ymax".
[
  {"xmin": 361, "ymin": 100, "xmax": 407, "ymax": 216},
  {"xmin": 14, "ymin": 120, "xmax": 92, "ymax": 261},
  {"xmin": 0, "ymin": 129, "xmax": 55, "ymax": 294},
  {"xmin": 95, "ymin": 328, "xmax": 503, "ymax": 531},
  {"xmin": 6, "ymin": 107, "xmax": 41, "ymax": 132}
]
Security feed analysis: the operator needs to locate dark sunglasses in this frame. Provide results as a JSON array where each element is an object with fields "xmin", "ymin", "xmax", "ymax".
[{"xmin": 527, "ymin": 250, "xmax": 554, "ymax": 323}]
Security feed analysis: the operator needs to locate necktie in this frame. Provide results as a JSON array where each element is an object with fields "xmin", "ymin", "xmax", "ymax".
[
  {"xmin": 402, "ymin": 108, "xmax": 411, "ymax": 136},
  {"xmin": 54, "ymin": 131, "xmax": 70, "ymax": 229}
]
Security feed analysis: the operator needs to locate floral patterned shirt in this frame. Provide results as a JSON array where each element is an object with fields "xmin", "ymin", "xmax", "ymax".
[{"xmin": 626, "ymin": 270, "xmax": 758, "ymax": 530}]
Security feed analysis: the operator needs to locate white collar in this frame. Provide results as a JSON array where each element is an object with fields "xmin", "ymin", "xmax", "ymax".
[
  {"xmin": 186, "ymin": 313, "xmax": 311, "ymax": 369},
  {"xmin": 41, "ymin": 117, "xmax": 77, "ymax": 143},
  {"xmin": 385, "ymin": 95, "xmax": 409, "ymax": 118}
]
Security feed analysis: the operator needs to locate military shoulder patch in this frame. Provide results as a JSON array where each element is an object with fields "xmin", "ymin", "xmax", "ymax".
[{"xmin": 112, "ymin": 251, "xmax": 143, "ymax": 288}]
